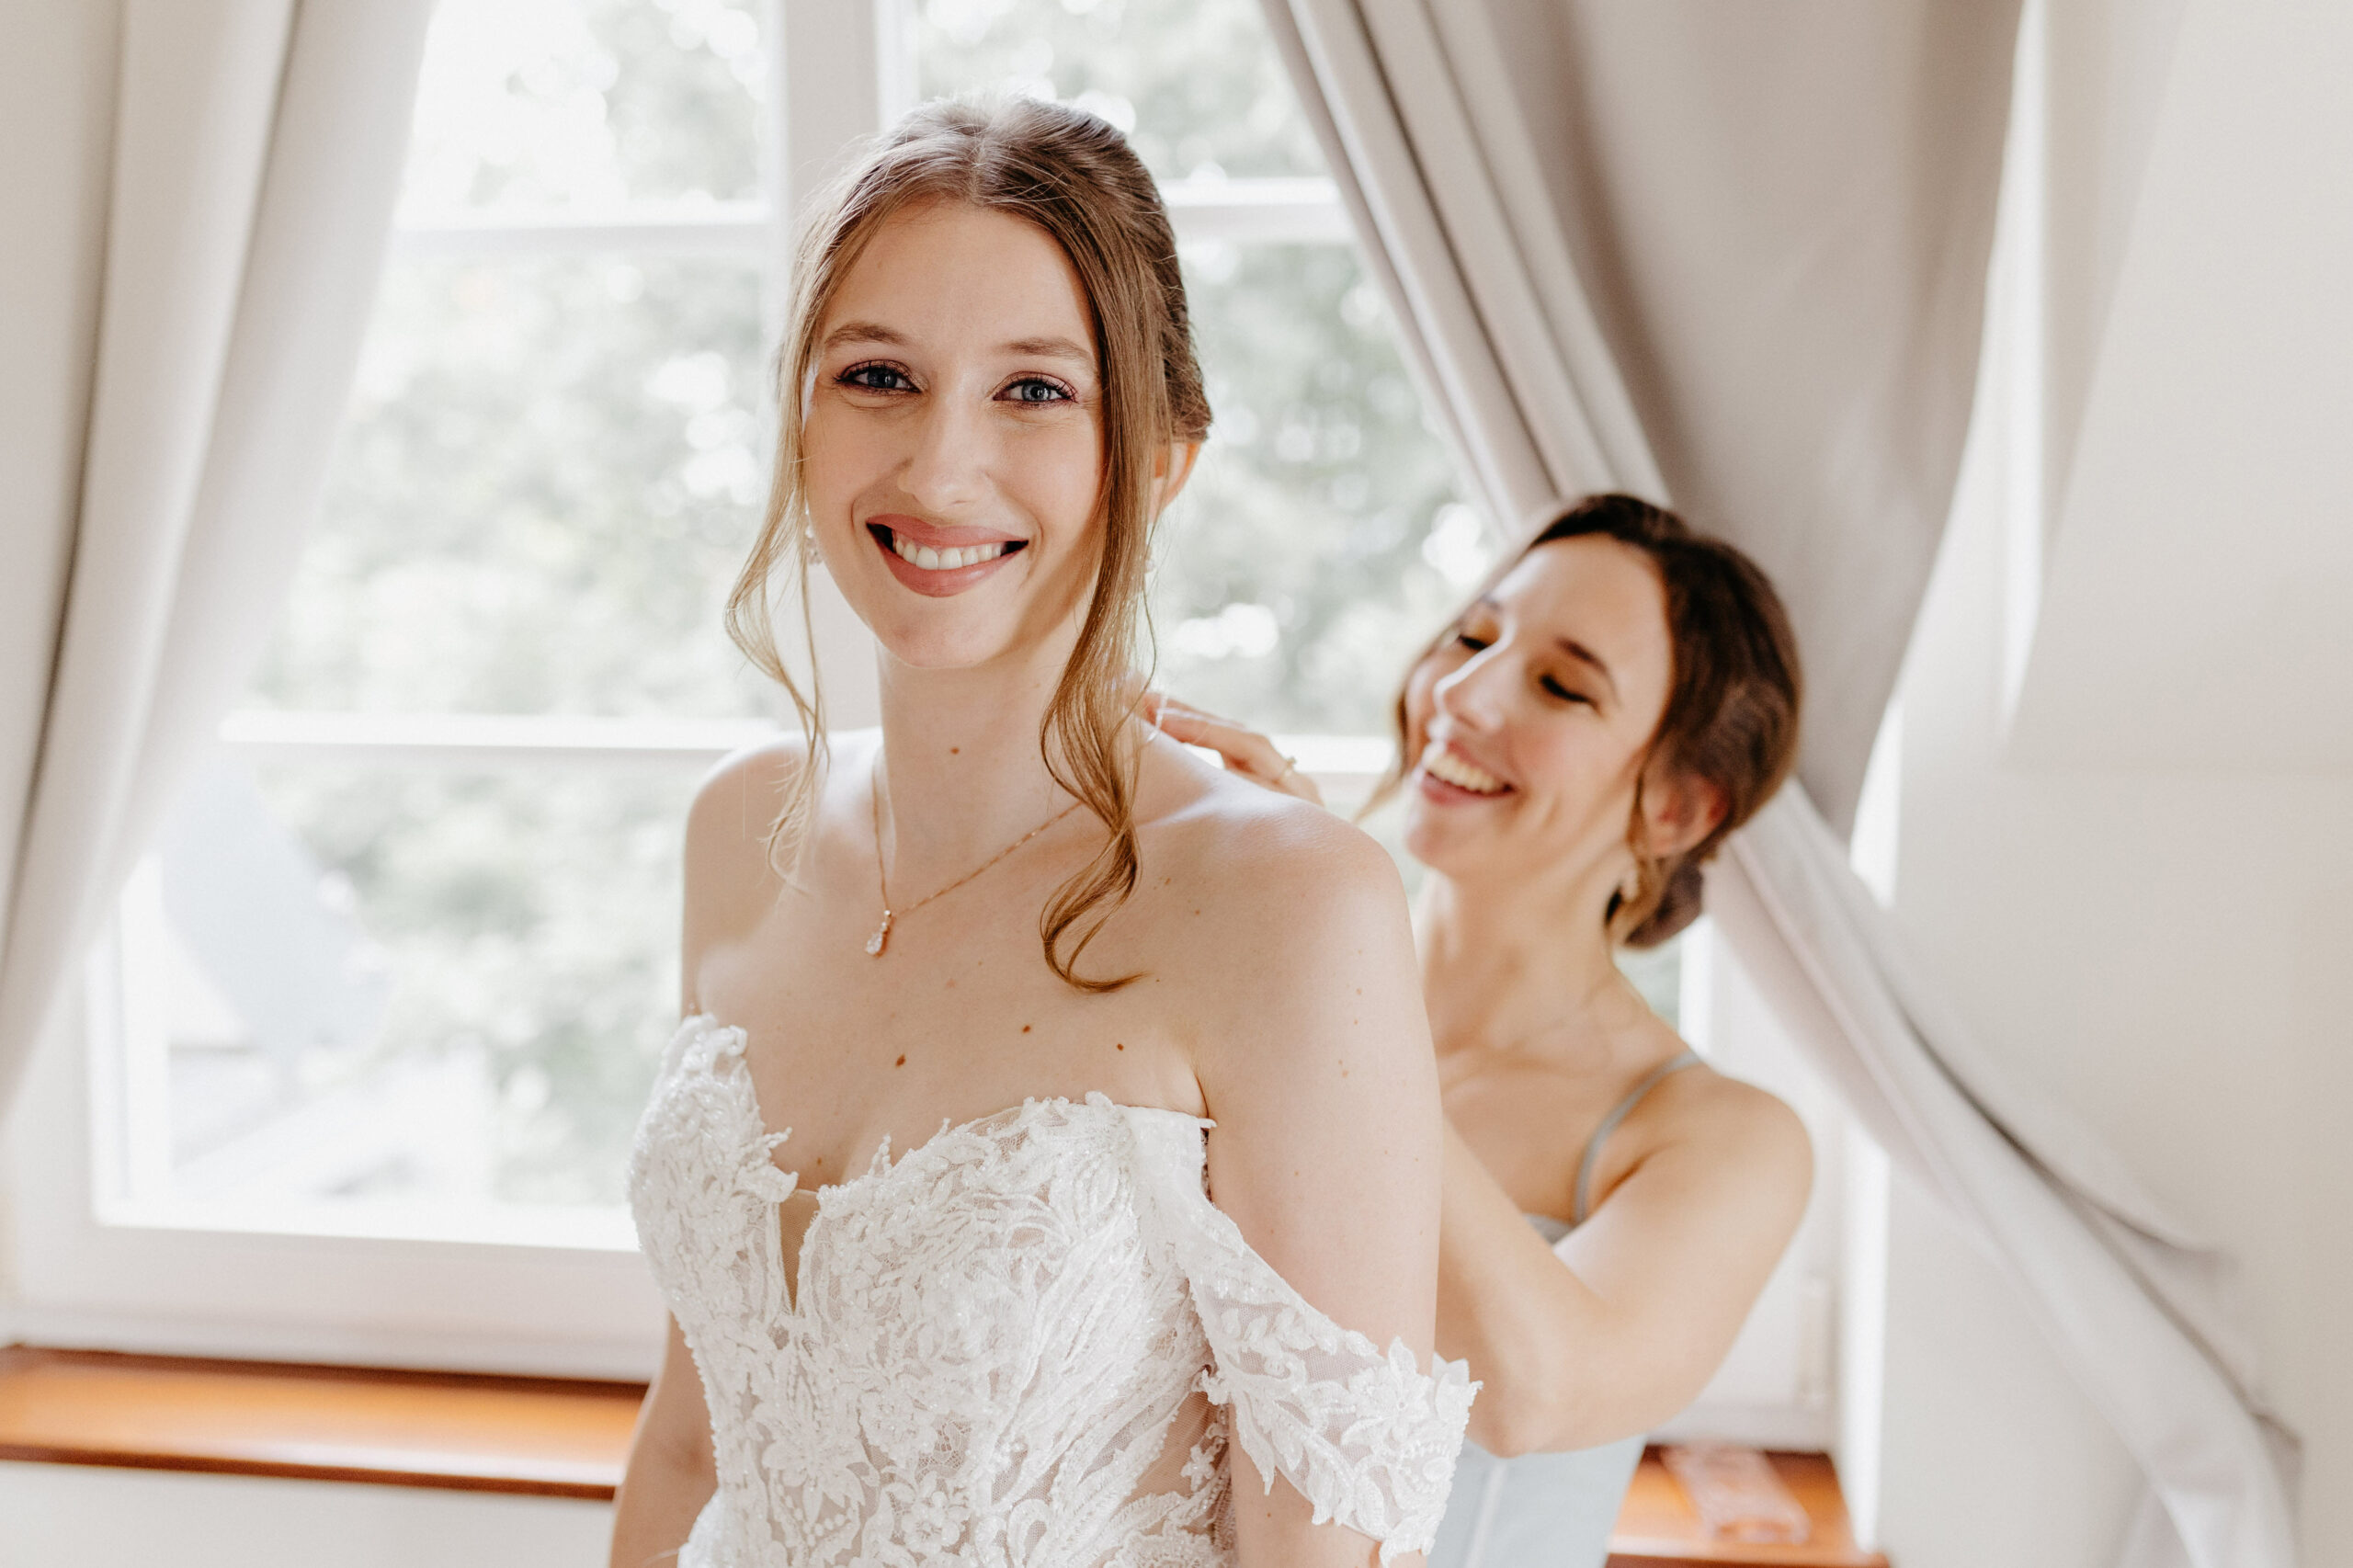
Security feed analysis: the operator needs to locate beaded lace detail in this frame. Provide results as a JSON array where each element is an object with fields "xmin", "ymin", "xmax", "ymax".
[{"xmin": 627, "ymin": 1015, "xmax": 1474, "ymax": 1567}]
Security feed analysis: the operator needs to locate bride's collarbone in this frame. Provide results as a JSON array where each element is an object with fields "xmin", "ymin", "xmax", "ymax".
[{"xmin": 711, "ymin": 942, "xmax": 1203, "ymax": 1194}]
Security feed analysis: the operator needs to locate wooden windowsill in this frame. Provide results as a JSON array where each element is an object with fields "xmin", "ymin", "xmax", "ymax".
[
  {"xmin": 1609, "ymin": 1449, "xmax": 1886, "ymax": 1568},
  {"xmin": 0, "ymin": 1346, "xmax": 640, "ymax": 1499},
  {"xmin": 1, "ymin": 1346, "xmax": 1885, "ymax": 1564}
]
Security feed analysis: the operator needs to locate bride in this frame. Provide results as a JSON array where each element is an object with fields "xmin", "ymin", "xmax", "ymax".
[{"xmin": 609, "ymin": 99, "xmax": 1472, "ymax": 1568}]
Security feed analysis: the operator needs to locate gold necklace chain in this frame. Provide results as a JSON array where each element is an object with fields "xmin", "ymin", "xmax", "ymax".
[{"xmin": 865, "ymin": 754, "xmax": 1084, "ymax": 957}]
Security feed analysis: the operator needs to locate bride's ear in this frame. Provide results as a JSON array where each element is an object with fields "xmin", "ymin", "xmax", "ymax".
[{"xmin": 1149, "ymin": 441, "xmax": 1203, "ymax": 519}]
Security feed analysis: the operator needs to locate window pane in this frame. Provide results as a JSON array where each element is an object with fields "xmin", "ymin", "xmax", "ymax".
[
  {"xmin": 141, "ymin": 758, "xmax": 689, "ymax": 1211},
  {"xmin": 914, "ymin": 0, "xmax": 1324, "ymax": 181},
  {"xmin": 1153, "ymin": 244, "xmax": 1479, "ymax": 733},
  {"xmin": 403, "ymin": 0, "xmax": 766, "ymax": 211},
  {"xmin": 246, "ymin": 255, "xmax": 772, "ymax": 718}
]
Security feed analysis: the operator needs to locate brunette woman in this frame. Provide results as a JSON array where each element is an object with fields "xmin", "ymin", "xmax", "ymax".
[
  {"xmin": 1157, "ymin": 494, "xmax": 1813, "ymax": 1568},
  {"xmin": 609, "ymin": 100, "xmax": 1471, "ymax": 1568}
]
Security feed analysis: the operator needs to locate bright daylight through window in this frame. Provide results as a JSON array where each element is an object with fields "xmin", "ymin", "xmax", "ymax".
[{"xmin": 102, "ymin": 0, "xmax": 1513, "ymax": 1240}]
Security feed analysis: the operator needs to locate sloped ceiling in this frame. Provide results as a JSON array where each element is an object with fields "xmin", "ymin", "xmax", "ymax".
[{"xmin": 2012, "ymin": 0, "xmax": 2353, "ymax": 768}]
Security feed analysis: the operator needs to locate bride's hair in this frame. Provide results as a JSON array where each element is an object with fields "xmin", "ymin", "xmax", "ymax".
[{"xmin": 726, "ymin": 97, "xmax": 1211, "ymax": 992}]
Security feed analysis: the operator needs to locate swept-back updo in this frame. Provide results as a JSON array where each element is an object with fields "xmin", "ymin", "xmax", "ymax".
[
  {"xmin": 726, "ymin": 98, "xmax": 1211, "ymax": 991},
  {"xmin": 1386, "ymin": 493, "xmax": 1802, "ymax": 948}
]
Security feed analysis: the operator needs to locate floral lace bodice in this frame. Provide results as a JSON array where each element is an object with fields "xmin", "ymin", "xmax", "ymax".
[{"xmin": 627, "ymin": 1015, "xmax": 1473, "ymax": 1568}]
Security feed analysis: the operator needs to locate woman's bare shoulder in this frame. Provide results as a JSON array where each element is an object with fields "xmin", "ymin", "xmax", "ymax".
[
  {"xmin": 681, "ymin": 729, "xmax": 871, "ymax": 945},
  {"xmin": 687, "ymin": 734, "xmax": 806, "ymax": 867},
  {"xmin": 1650, "ymin": 1047, "xmax": 1813, "ymax": 1198}
]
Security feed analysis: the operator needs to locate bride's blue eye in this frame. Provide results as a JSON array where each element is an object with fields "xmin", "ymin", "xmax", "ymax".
[
  {"xmin": 840, "ymin": 362, "xmax": 913, "ymax": 392},
  {"xmin": 1005, "ymin": 377, "xmax": 1074, "ymax": 404}
]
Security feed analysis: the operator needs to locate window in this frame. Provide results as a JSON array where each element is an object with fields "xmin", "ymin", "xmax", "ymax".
[{"xmin": 17, "ymin": 0, "xmax": 1487, "ymax": 1371}]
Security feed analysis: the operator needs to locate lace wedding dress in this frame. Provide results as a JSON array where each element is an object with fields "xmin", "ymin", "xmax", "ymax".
[{"xmin": 629, "ymin": 1015, "xmax": 1476, "ymax": 1568}]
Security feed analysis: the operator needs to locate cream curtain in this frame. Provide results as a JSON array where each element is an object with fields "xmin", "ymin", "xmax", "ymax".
[
  {"xmin": 0, "ymin": 0, "xmax": 432, "ymax": 1119},
  {"xmin": 1260, "ymin": 2, "xmax": 2299, "ymax": 1564}
]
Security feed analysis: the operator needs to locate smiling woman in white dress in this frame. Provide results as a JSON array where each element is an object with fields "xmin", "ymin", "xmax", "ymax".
[
  {"xmin": 608, "ymin": 99, "xmax": 1472, "ymax": 1568},
  {"xmin": 1158, "ymin": 495, "xmax": 1814, "ymax": 1568}
]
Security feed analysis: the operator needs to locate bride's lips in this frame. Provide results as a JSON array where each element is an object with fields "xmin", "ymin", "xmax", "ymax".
[{"xmin": 866, "ymin": 514, "xmax": 1027, "ymax": 598}]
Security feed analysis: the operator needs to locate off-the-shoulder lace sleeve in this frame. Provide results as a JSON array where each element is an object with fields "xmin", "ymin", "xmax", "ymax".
[{"xmin": 1120, "ymin": 1104, "xmax": 1478, "ymax": 1563}]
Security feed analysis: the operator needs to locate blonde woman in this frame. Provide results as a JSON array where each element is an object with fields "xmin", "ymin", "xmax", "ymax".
[
  {"xmin": 610, "ymin": 100, "xmax": 1472, "ymax": 1568},
  {"xmin": 1159, "ymin": 496, "xmax": 1813, "ymax": 1568}
]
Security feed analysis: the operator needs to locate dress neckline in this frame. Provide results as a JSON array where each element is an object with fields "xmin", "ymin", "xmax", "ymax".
[
  {"xmin": 673, "ymin": 1012, "xmax": 1212, "ymax": 1206},
  {"xmin": 668, "ymin": 1013, "xmax": 1213, "ymax": 1320}
]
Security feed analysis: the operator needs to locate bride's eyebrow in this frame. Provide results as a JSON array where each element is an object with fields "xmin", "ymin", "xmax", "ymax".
[
  {"xmin": 824, "ymin": 321, "xmax": 907, "ymax": 351},
  {"xmin": 1001, "ymin": 335, "xmax": 1095, "ymax": 370}
]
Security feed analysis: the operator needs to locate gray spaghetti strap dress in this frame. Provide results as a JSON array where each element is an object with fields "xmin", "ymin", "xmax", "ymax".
[{"xmin": 1426, "ymin": 1051, "xmax": 1702, "ymax": 1568}]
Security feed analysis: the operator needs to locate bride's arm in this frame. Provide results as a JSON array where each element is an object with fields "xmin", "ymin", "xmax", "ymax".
[
  {"xmin": 609, "ymin": 1317, "xmax": 716, "ymax": 1567},
  {"xmin": 608, "ymin": 740, "xmax": 798, "ymax": 1565},
  {"xmin": 1188, "ymin": 809, "xmax": 1449, "ymax": 1568}
]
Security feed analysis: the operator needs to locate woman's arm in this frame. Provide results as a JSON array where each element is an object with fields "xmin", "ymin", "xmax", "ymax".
[
  {"xmin": 609, "ymin": 1318, "xmax": 716, "ymax": 1568},
  {"xmin": 1188, "ymin": 809, "xmax": 1448, "ymax": 1567},
  {"xmin": 1157, "ymin": 696, "xmax": 1813, "ymax": 1454},
  {"xmin": 1439, "ymin": 1084, "xmax": 1811, "ymax": 1455}
]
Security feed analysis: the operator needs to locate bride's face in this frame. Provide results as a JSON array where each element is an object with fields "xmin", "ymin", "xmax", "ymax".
[{"xmin": 802, "ymin": 199, "xmax": 1107, "ymax": 672}]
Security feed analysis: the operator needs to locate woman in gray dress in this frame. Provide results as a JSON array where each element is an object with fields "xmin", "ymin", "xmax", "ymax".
[{"xmin": 1158, "ymin": 493, "xmax": 1813, "ymax": 1567}]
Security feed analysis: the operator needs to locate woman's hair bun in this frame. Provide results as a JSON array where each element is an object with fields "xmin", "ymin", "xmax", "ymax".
[{"xmin": 1623, "ymin": 859, "xmax": 1707, "ymax": 949}]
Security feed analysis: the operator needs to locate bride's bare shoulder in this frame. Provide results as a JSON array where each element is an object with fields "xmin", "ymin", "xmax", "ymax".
[
  {"xmin": 683, "ymin": 729, "xmax": 872, "ymax": 931},
  {"xmin": 1137, "ymin": 738, "xmax": 1412, "ymax": 981}
]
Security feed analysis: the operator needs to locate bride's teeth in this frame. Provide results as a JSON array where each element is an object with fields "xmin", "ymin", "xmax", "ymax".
[{"xmin": 891, "ymin": 533, "xmax": 1010, "ymax": 571}]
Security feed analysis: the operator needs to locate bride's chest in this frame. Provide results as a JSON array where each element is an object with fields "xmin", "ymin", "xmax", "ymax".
[
  {"xmin": 696, "ymin": 945, "xmax": 1202, "ymax": 1196},
  {"xmin": 628, "ymin": 1027, "xmax": 1208, "ymax": 1395}
]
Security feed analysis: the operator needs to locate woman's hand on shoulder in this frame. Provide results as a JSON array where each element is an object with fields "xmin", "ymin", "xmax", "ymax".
[{"xmin": 1148, "ymin": 692, "xmax": 1326, "ymax": 808}]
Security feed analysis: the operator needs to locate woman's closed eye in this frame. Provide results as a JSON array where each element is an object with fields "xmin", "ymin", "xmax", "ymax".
[
  {"xmin": 1540, "ymin": 674, "xmax": 1593, "ymax": 706},
  {"xmin": 1452, "ymin": 631, "xmax": 1492, "ymax": 653}
]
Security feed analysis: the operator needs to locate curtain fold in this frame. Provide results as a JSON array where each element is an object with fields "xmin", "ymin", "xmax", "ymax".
[
  {"xmin": 0, "ymin": 0, "xmax": 433, "ymax": 1120},
  {"xmin": 1262, "ymin": 2, "xmax": 2300, "ymax": 1563}
]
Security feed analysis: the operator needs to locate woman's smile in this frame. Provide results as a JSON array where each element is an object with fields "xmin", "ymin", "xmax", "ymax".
[
  {"xmin": 1416, "ymin": 739, "xmax": 1513, "ymax": 802},
  {"xmin": 866, "ymin": 512, "xmax": 1029, "ymax": 598}
]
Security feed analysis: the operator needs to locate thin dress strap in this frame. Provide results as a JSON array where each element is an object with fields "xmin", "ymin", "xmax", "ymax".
[{"xmin": 1570, "ymin": 1051, "xmax": 1702, "ymax": 1227}]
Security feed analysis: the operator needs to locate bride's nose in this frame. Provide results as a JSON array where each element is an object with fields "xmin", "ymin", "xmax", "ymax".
[{"xmin": 899, "ymin": 394, "xmax": 992, "ymax": 515}]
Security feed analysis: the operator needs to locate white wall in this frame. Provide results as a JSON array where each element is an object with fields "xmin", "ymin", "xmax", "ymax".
[
  {"xmin": 0, "ymin": 1462, "xmax": 611, "ymax": 1568},
  {"xmin": 1881, "ymin": 403, "xmax": 2353, "ymax": 1564},
  {"xmin": 1869, "ymin": 3, "xmax": 2353, "ymax": 1553}
]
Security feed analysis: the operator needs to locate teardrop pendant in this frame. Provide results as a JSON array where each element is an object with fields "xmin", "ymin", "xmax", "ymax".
[{"xmin": 865, "ymin": 910, "xmax": 892, "ymax": 957}]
